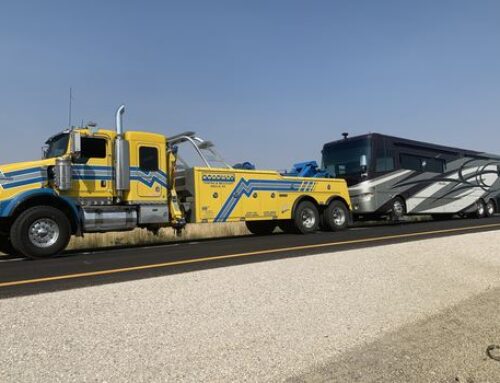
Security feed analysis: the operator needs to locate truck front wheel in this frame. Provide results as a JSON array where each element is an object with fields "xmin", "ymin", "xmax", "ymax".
[{"xmin": 10, "ymin": 206, "xmax": 71, "ymax": 259}]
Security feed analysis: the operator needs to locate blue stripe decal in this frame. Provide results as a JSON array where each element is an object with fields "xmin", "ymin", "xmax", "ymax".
[
  {"xmin": 130, "ymin": 167, "xmax": 167, "ymax": 178},
  {"xmin": 0, "ymin": 165, "xmax": 168, "ymax": 191},
  {"xmin": 1, "ymin": 177, "xmax": 47, "ymax": 189},
  {"xmin": 130, "ymin": 175, "xmax": 168, "ymax": 188},
  {"xmin": 3, "ymin": 167, "xmax": 44, "ymax": 177},
  {"xmin": 214, "ymin": 179, "xmax": 303, "ymax": 222}
]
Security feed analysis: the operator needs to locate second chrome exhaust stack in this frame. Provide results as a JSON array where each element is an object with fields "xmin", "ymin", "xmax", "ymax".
[
  {"xmin": 114, "ymin": 104, "xmax": 130, "ymax": 196},
  {"xmin": 116, "ymin": 104, "xmax": 125, "ymax": 137}
]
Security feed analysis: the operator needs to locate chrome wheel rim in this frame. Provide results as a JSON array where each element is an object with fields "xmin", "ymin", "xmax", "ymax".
[
  {"xmin": 477, "ymin": 202, "xmax": 485, "ymax": 216},
  {"xmin": 393, "ymin": 200, "xmax": 404, "ymax": 216},
  {"xmin": 332, "ymin": 207, "xmax": 346, "ymax": 227},
  {"xmin": 28, "ymin": 218, "xmax": 60, "ymax": 248},
  {"xmin": 487, "ymin": 201, "xmax": 495, "ymax": 216},
  {"xmin": 301, "ymin": 208, "xmax": 316, "ymax": 229}
]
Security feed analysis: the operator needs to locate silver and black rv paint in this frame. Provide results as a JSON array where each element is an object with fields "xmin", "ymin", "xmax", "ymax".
[{"xmin": 322, "ymin": 133, "xmax": 500, "ymax": 219}]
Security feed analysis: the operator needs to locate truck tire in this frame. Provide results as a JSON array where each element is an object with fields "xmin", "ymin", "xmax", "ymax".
[
  {"xmin": 10, "ymin": 206, "xmax": 71, "ymax": 259},
  {"xmin": 292, "ymin": 201, "xmax": 319, "ymax": 234},
  {"xmin": 245, "ymin": 220, "xmax": 277, "ymax": 235},
  {"xmin": 321, "ymin": 200, "xmax": 349, "ymax": 231}
]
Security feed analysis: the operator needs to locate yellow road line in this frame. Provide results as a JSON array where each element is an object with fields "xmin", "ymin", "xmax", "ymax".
[{"xmin": 1, "ymin": 222, "xmax": 500, "ymax": 289}]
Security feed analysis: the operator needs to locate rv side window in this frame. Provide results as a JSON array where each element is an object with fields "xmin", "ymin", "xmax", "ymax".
[
  {"xmin": 375, "ymin": 157, "xmax": 395, "ymax": 172},
  {"xmin": 400, "ymin": 153, "xmax": 444, "ymax": 173},
  {"xmin": 400, "ymin": 154, "xmax": 422, "ymax": 172},
  {"xmin": 423, "ymin": 158, "xmax": 445, "ymax": 173},
  {"xmin": 81, "ymin": 137, "xmax": 107, "ymax": 159},
  {"xmin": 139, "ymin": 146, "xmax": 159, "ymax": 172}
]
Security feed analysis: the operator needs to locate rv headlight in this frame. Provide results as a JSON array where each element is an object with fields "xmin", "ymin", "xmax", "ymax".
[{"xmin": 360, "ymin": 193, "xmax": 374, "ymax": 202}]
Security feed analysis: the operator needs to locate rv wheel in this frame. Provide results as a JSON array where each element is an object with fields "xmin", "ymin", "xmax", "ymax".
[
  {"xmin": 475, "ymin": 200, "xmax": 486, "ymax": 219},
  {"xmin": 390, "ymin": 197, "xmax": 406, "ymax": 221},
  {"xmin": 486, "ymin": 200, "xmax": 496, "ymax": 217}
]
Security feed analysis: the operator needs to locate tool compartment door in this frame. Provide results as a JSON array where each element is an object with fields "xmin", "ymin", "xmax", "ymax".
[
  {"xmin": 194, "ymin": 168, "xmax": 284, "ymax": 223},
  {"xmin": 194, "ymin": 168, "xmax": 241, "ymax": 222}
]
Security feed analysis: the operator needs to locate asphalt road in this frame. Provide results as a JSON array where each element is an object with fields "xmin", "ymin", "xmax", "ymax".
[{"xmin": 1, "ymin": 216, "xmax": 500, "ymax": 298}]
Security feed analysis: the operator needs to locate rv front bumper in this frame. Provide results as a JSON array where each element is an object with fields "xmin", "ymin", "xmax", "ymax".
[{"xmin": 350, "ymin": 192, "xmax": 379, "ymax": 215}]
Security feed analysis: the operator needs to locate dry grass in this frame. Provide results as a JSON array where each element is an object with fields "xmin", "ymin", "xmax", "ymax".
[{"xmin": 67, "ymin": 222, "xmax": 250, "ymax": 252}]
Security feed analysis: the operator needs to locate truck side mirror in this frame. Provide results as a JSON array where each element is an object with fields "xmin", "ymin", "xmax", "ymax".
[
  {"xmin": 360, "ymin": 154, "xmax": 368, "ymax": 175},
  {"xmin": 70, "ymin": 131, "xmax": 82, "ymax": 159}
]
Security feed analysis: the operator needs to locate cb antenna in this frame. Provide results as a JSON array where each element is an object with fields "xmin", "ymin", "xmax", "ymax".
[{"xmin": 68, "ymin": 87, "xmax": 73, "ymax": 129}]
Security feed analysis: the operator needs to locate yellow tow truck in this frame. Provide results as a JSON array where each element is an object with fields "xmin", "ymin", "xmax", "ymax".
[{"xmin": 0, "ymin": 105, "xmax": 351, "ymax": 258}]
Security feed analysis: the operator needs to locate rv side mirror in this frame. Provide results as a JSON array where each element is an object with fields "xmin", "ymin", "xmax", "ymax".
[
  {"xmin": 360, "ymin": 154, "xmax": 368, "ymax": 174},
  {"xmin": 70, "ymin": 131, "xmax": 82, "ymax": 159},
  {"xmin": 41, "ymin": 145, "xmax": 49, "ymax": 159}
]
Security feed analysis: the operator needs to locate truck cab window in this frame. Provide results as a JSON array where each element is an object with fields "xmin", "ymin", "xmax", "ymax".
[
  {"xmin": 45, "ymin": 134, "xmax": 70, "ymax": 158},
  {"xmin": 81, "ymin": 137, "xmax": 107, "ymax": 159},
  {"xmin": 140, "ymin": 147, "xmax": 159, "ymax": 172}
]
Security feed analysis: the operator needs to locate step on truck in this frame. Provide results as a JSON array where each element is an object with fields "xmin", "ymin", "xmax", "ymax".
[{"xmin": 0, "ymin": 105, "xmax": 351, "ymax": 259}]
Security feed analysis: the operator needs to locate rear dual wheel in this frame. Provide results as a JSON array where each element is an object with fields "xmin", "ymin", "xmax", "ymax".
[
  {"xmin": 486, "ymin": 199, "xmax": 496, "ymax": 217},
  {"xmin": 278, "ymin": 201, "xmax": 319, "ymax": 234},
  {"xmin": 279, "ymin": 200, "xmax": 349, "ymax": 234},
  {"xmin": 475, "ymin": 200, "xmax": 487, "ymax": 219},
  {"xmin": 321, "ymin": 200, "xmax": 349, "ymax": 232}
]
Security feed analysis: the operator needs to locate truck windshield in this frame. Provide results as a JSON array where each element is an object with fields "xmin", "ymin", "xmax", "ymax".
[
  {"xmin": 45, "ymin": 133, "xmax": 70, "ymax": 158},
  {"xmin": 322, "ymin": 138, "xmax": 371, "ymax": 185}
]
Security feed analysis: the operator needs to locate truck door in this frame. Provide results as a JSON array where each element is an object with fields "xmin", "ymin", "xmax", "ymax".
[
  {"xmin": 72, "ymin": 135, "xmax": 114, "ymax": 199},
  {"xmin": 135, "ymin": 143, "xmax": 164, "ymax": 199}
]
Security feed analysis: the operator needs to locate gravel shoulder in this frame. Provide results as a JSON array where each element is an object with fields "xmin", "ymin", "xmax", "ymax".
[
  {"xmin": 1, "ymin": 230, "xmax": 500, "ymax": 382},
  {"xmin": 289, "ymin": 285, "xmax": 500, "ymax": 383}
]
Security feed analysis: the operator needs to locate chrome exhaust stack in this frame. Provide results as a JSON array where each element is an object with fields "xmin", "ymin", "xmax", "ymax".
[{"xmin": 114, "ymin": 105, "xmax": 130, "ymax": 199}]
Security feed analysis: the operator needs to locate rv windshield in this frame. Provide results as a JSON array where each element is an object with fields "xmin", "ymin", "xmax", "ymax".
[
  {"xmin": 44, "ymin": 133, "xmax": 70, "ymax": 158},
  {"xmin": 322, "ymin": 138, "xmax": 371, "ymax": 184}
]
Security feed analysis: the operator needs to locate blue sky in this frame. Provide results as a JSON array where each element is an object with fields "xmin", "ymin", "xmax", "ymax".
[{"xmin": 1, "ymin": 0, "xmax": 499, "ymax": 169}]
